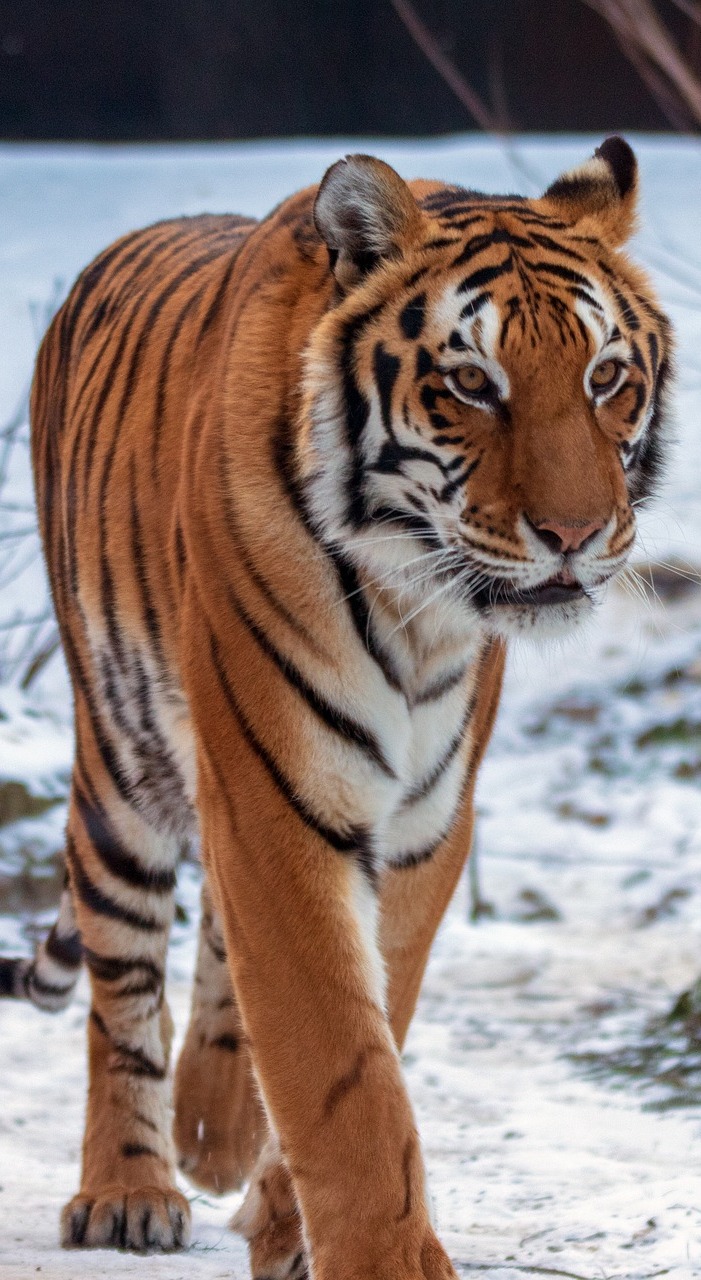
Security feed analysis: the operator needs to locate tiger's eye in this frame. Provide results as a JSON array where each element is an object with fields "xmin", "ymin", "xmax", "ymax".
[
  {"xmin": 453, "ymin": 364, "xmax": 490, "ymax": 395},
  {"xmin": 591, "ymin": 359, "xmax": 620, "ymax": 389}
]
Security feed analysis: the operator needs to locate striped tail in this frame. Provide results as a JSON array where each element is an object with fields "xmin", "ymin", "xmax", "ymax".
[{"xmin": 0, "ymin": 877, "xmax": 82, "ymax": 1011}]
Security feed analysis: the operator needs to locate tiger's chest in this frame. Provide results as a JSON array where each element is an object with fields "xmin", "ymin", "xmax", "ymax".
[
  {"xmin": 90, "ymin": 615, "xmax": 479, "ymax": 872},
  {"xmin": 355, "ymin": 680, "xmax": 474, "ymax": 867}
]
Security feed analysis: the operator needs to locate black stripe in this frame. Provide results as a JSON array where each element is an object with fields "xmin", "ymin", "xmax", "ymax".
[
  {"xmin": 439, "ymin": 455, "xmax": 481, "ymax": 503},
  {"xmin": 205, "ymin": 930, "xmax": 227, "ymax": 963},
  {"xmin": 75, "ymin": 227, "xmax": 183, "ymax": 355},
  {"xmin": 528, "ymin": 232, "xmax": 586, "ymax": 262},
  {"xmin": 26, "ymin": 970, "xmax": 76, "ymax": 999},
  {"xmin": 44, "ymin": 927, "xmax": 82, "ymax": 970},
  {"xmin": 340, "ymin": 306, "xmax": 382, "ymax": 526},
  {"xmin": 626, "ymin": 380, "xmax": 647, "ymax": 425},
  {"xmin": 398, "ymin": 293, "xmax": 426, "ymax": 341},
  {"xmin": 0, "ymin": 958, "xmax": 20, "ymax": 998},
  {"xmin": 97, "ymin": 436, "xmax": 130, "ymax": 677},
  {"xmin": 194, "ymin": 235, "xmax": 253, "ymax": 345},
  {"xmin": 369, "ymin": 440, "xmax": 449, "ymax": 480},
  {"xmin": 499, "ymin": 296, "xmax": 522, "ymax": 347},
  {"xmin": 74, "ymin": 785, "xmax": 176, "ymax": 893},
  {"xmin": 80, "ymin": 229, "xmax": 237, "ymax": 510},
  {"xmin": 61, "ymin": 629, "xmax": 135, "ymax": 808},
  {"xmin": 121, "ymin": 1143, "xmax": 161, "ymax": 1159},
  {"xmin": 528, "ymin": 260, "xmax": 591, "ymax": 288},
  {"xmin": 84, "ymin": 950, "xmax": 163, "ymax": 990},
  {"xmin": 329, "ymin": 552, "xmax": 403, "ymax": 693},
  {"xmin": 404, "ymin": 266, "xmax": 430, "ymax": 289},
  {"xmin": 222, "ymin": 432, "xmax": 322, "ymax": 652},
  {"xmin": 226, "ymin": 585, "xmax": 396, "ymax": 778},
  {"xmin": 91, "ymin": 1008, "xmax": 166, "ymax": 1079},
  {"xmin": 210, "ymin": 1034, "xmax": 240, "ymax": 1052},
  {"xmin": 80, "ymin": 296, "xmax": 144, "ymax": 506},
  {"xmin": 415, "ymin": 345, "xmax": 434, "ymax": 378},
  {"xmin": 414, "ymin": 665, "xmax": 466, "ymax": 705},
  {"xmin": 134, "ymin": 1112, "xmax": 159, "ymax": 1133},
  {"xmin": 630, "ymin": 340, "xmax": 647, "ymax": 374},
  {"xmin": 457, "ymin": 258, "xmax": 513, "ymax": 295},
  {"xmin": 611, "ymin": 286, "xmax": 641, "ymax": 331},
  {"xmin": 566, "ymin": 286, "xmax": 603, "ymax": 312},
  {"xmin": 423, "ymin": 235, "xmax": 461, "ymax": 249},
  {"xmin": 151, "ymin": 286, "xmax": 206, "ymax": 482},
  {"xmin": 208, "ymin": 627, "xmax": 367, "ymax": 858},
  {"xmin": 452, "ymin": 228, "xmax": 530, "ymax": 269},
  {"xmin": 115, "ymin": 236, "xmax": 238, "ymax": 428},
  {"xmin": 373, "ymin": 343, "xmax": 401, "ymax": 435},
  {"xmin": 67, "ymin": 835, "xmax": 163, "ymax": 932},
  {"xmin": 71, "ymin": 227, "xmax": 205, "ymax": 420},
  {"xmin": 459, "ymin": 292, "xmax": 490, "ymax": 321},
  {"xmin": 401, "ymin": 707, "xmax": 471, "ymax": 808},
  {"xmin": 129, "ymin": 455, "xmax": 167, "ymax": 668},
  {"xmin": 64, "ymin": 229, "xmax": 148, "ymax": 354}
]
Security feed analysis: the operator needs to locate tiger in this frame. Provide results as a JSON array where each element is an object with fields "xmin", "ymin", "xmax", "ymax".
[{"xmin": 0, "ymin": 136, "xmax": 672, "ymax": 1279}]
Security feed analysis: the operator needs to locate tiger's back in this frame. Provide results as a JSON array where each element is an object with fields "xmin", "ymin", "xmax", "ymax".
[{"xmin": 33, "ymin": 213, "xmax": 256, "ymax": 836}]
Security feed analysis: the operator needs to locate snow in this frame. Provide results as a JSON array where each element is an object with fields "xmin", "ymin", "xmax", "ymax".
[{"xmin": 1, "ymin": 135, "xmax": 700, "ymax": 1279}]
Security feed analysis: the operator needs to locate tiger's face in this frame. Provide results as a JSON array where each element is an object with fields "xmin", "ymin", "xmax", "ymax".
[{"xmin": 302, "ymin": 139, "xmax": 673, "ymax": 641}]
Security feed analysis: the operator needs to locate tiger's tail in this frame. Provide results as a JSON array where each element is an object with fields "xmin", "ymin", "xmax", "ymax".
[{"xmin": 0, "ymin": 875, "xmax": 82, "ymax": 1011}]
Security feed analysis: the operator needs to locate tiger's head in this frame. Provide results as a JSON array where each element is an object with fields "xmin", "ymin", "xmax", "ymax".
[{"xmin": 299, "ymin": 138, "xmax": 673, "ymax": 641}]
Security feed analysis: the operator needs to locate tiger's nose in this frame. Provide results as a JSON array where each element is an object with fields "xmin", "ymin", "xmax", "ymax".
[{"xmin": 529, "ymin": 518, "xmax": 605, "ymax": 554}]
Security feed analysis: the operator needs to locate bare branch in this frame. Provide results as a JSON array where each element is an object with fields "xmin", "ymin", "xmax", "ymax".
[
  {"xmin": 387, "ymin": 0, "xmax": 544, "ymax": 189},
  {"xmin": 0, "ymin": 281, "xmax": 65, "ymax": 689},
  {"xmin": 669, "ymin": 0, "xmax": 701, "ymax": 30},
  {"xmin": 583, "ymin": 0, "xmax": 701, "ymax": 128},
  {"xmin": 20, "ymin": 632, "xmax": 61, "ymax": 691},
  {"xmin": 388, "ymin": 0, "xmax": 499, "ymax": 132}
]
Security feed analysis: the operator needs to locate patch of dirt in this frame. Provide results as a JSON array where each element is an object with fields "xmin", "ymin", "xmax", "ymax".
[{"xmin": 569, "ymin": 983, "xmax": 701, "ymax": 1112}]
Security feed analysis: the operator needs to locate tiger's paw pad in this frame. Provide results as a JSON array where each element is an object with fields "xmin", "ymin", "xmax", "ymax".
[{"xmin": 60, "ymin": 1185, "xmax": 191, "ymax": 1252}]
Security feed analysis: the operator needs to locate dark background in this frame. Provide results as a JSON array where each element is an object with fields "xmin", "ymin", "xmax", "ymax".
[{"xmin": 0, "ymin": 0, "xmax": 699, "ymax": 140}]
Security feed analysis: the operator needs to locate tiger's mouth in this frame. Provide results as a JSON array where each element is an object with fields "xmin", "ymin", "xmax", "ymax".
[{"xmin": 471, "ymin": 569, "xmax": 588, "ymax": 611}]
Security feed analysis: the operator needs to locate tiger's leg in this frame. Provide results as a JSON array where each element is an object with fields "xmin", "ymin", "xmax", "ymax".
[
  {"xmin": 60, "ymin": 758, "xmax": 190, "ymax": 1251},
  {"xmin": 199, "ymin": 761, "xmax": 457, "ymax": 1280},
  {"xmin": 232, "ymin": 815, "xmax": 479, "ymax": 1280},
  {"xmin": 174, "ymin": 878, "xmax": 266, "ymax": 1192},
  {"xmin": 233, "ymin": 642, "xmax": 505, "ymax": 1280}
]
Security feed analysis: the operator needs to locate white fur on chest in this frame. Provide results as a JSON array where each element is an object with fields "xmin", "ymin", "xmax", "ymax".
[{"xmin": 355, "ymin": 675, "xmax": 474, "ymax": 865}]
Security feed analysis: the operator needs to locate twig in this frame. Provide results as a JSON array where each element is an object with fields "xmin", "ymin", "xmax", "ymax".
[
  {"xmin": 20, "ymin": 632, "xmax": 61, "ymax": 691},
  {"xmin": 0, "ymin": 282, "xmax": 64, "ymax": 688},
  {"xmin": 388, "ymin": 0, "xmax": 498, "ymax": 131},
  {"xmin": 669, "ymin": 0, "xmax": 701, "ymax": 29},
  {"xmin": 583, "ymin": 0, "xmax": 701, "ymax": 128},
  {"xmin": 387, "ymin": 0, "xmax": 543, "ymax": 190}
]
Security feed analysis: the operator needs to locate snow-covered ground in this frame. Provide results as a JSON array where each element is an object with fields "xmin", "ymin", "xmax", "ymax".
[{"xmin": 1, "ymin": 135, "xmax": 701, "ymax": 1279}]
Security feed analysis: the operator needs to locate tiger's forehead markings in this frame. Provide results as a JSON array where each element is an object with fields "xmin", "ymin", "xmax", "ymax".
[{"xmin": 414, "ymin": 205, "xmax": 649, "ymax": 366}]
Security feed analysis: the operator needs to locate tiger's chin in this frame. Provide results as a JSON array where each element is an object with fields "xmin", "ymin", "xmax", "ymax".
[{"xmin": 470, "ymin": 574, "xmax": 597, "ymax": 640}]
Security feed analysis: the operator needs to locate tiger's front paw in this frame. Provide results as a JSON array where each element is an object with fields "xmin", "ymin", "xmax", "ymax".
[{"xmin": 60, "ymin": 1184, "xmax": 191, "ymax": 1251}]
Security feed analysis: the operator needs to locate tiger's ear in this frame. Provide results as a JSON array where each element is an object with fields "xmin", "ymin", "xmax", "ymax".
[
  {"xmin": 541, "ymin": 136, "xmax": 638, "ymax": 246},
  {"xmin": 314, "ymin": 154, "xmax": 422, "ymax": 290}
]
